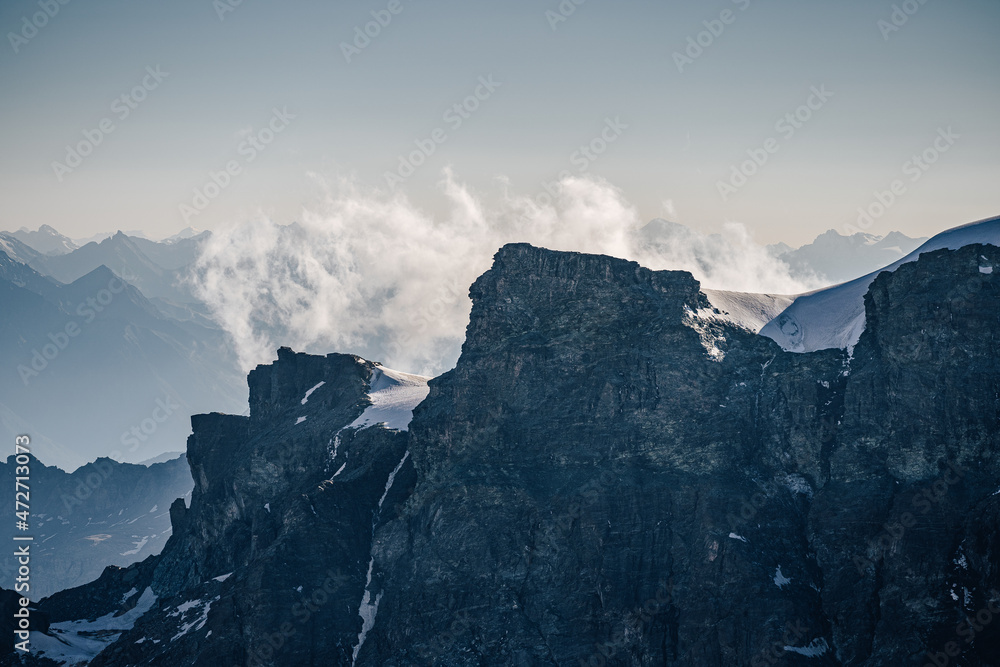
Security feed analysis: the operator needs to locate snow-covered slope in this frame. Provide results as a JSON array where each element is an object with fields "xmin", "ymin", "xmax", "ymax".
[
  {"xmin": 759, "ymin": 215, "xmax": 1000, "ymax": 353},
  {"xmin": 700, "ymin": 289, "xmax": 795, "ymax": 333},
  {"xmin": 349, "ymin": 366, "xmax": 431, "ymax": 432},
  {"xmin": 30, "ymin": 587, "xmax": 157, "ymax": 666}
]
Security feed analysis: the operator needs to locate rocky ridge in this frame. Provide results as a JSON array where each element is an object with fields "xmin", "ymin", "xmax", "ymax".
[{"xmin": 14, "ymin": 241, "xmax": 1000, "ymax": 666}]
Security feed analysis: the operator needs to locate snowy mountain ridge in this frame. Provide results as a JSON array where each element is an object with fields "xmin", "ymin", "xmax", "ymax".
[{"xmin": 701, "ymin": 215, "xmax": 1000, "ymax": 353}]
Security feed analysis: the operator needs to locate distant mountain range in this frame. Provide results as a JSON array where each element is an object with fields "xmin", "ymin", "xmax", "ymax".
[
  {"xmin": 0, "ymin": 227, "xmax": 245, "ymax": 470},
  {"xmin": 768, "ymin": 228, "xmax": 926, "ymax": 286},
  {"xmin": 0, "ymin": 222, "xmax": 929, "ymax": 474},
  {"xmin": 0, "ymin": 454, "xmax": 193, "ymax": 600},
  {"xmin": 10, "ymin": 217, "xmax": 997, "ymax": 666},
  {"xmin": 5, "ymin": 225, "xmax": 77, "ymax": 256}
]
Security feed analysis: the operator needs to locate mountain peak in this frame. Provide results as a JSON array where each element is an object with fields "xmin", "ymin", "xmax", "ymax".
[{"xmin": 8, "ymin": 225, "xmax": 78, "ymax": 256}]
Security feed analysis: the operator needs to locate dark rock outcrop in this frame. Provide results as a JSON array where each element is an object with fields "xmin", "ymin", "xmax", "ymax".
[
  {"xmin": 22, "ymin": 243, "xmax": 1000, "ymax": 666},
  {"xmin": 0, "ymin": 455, "xmax": 193, "ymax": 600},
  {"xmin": 86, "ymin": 350, "xmax": 414, "ymax": 666}
]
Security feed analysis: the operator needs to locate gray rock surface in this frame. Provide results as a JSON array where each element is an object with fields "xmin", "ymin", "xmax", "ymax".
[{"xmin": 20, "ymin": 242, "xmax": 1000, "ymax": 666}]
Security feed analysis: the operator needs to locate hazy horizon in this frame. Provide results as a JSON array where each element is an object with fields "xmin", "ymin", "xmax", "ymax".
[{"xmin": 1, "ymin": 1, "xmax": 998, "ymax": 247}]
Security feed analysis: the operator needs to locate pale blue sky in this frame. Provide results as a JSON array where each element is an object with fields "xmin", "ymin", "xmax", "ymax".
[{"xmin": 1, "ymin": 0, "xmax": 997, "ymax": 245}]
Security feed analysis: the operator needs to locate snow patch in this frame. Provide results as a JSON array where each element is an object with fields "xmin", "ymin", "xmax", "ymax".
[
  {"xmin": 774, "ymin": 566, "xmax": 792, "ymax": 588},
  {"xmin": 301, "ymin": 381, "xmax": 325, "ymax": 404},
  {"xmin": 213, "ymin": 572, "xmax": 232, "ymax": 583},
  {"xmin": 728, "ymin": 533, "xmax": 748, "ymax": 543},
  {"xmin": 783, "ymin": 474, "xmax": 813, "ymax": 498},
  {"xmin": 784, "ymin": 637, "xmax": 829, "ymax": 657},
  {"xmin": 121, "ymin": 535, "xmax": 150, "ymax": 556},
  {"xmin": 170, "ymin": 596, "xmax": 218, "ymax": 642},
  {"xmin": 348, "ymin": 367, "xmax": 430, "ymax": 432},
  {"xmin": 760, "ymin": 216, "xmax": 1000, "ymax": 353},
  {"xmin": 700, "ymin": 289, "xmax": 795, "ymax": 333},
  {"xmin": 295, "ymin": 416, "xmax": 307, "ymax": 425},
  {"xmin": 352, "ymin": 450, "xmax": 411, "ymax": 664},
  {"xmin": 32, "ymin": 587, "xmax": 157, "ymax": 666}
]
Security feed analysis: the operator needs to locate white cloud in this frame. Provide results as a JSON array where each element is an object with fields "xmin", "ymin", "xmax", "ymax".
[{"xmin": 190, "ymin": 171, "xmax": 818, "ymax": 376}]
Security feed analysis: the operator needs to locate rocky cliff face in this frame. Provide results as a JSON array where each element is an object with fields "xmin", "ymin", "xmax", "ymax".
[
  {"xmin": 0, "ymin": 455, "xmax": 193, "ymax": 600},
  {"xmin": 20, "ymin": 243, "xmax": 1000, "ymax": 666}
]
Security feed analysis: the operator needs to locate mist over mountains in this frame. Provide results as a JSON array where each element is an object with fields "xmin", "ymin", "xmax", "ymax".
[
  {"xmin": 186, "ymin": 177, "xmax": 926, "ymax": 378},
  {"xmin": 0, "ymin": 229, "xmax": 244, "ymax": 470},
  {"xmin": 7, "ymin": 217, "xmax": 996, "ymax": 666},
  {"xmin": 1, "ymin": 190, "xmax": 924, "ymax": 473}
]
